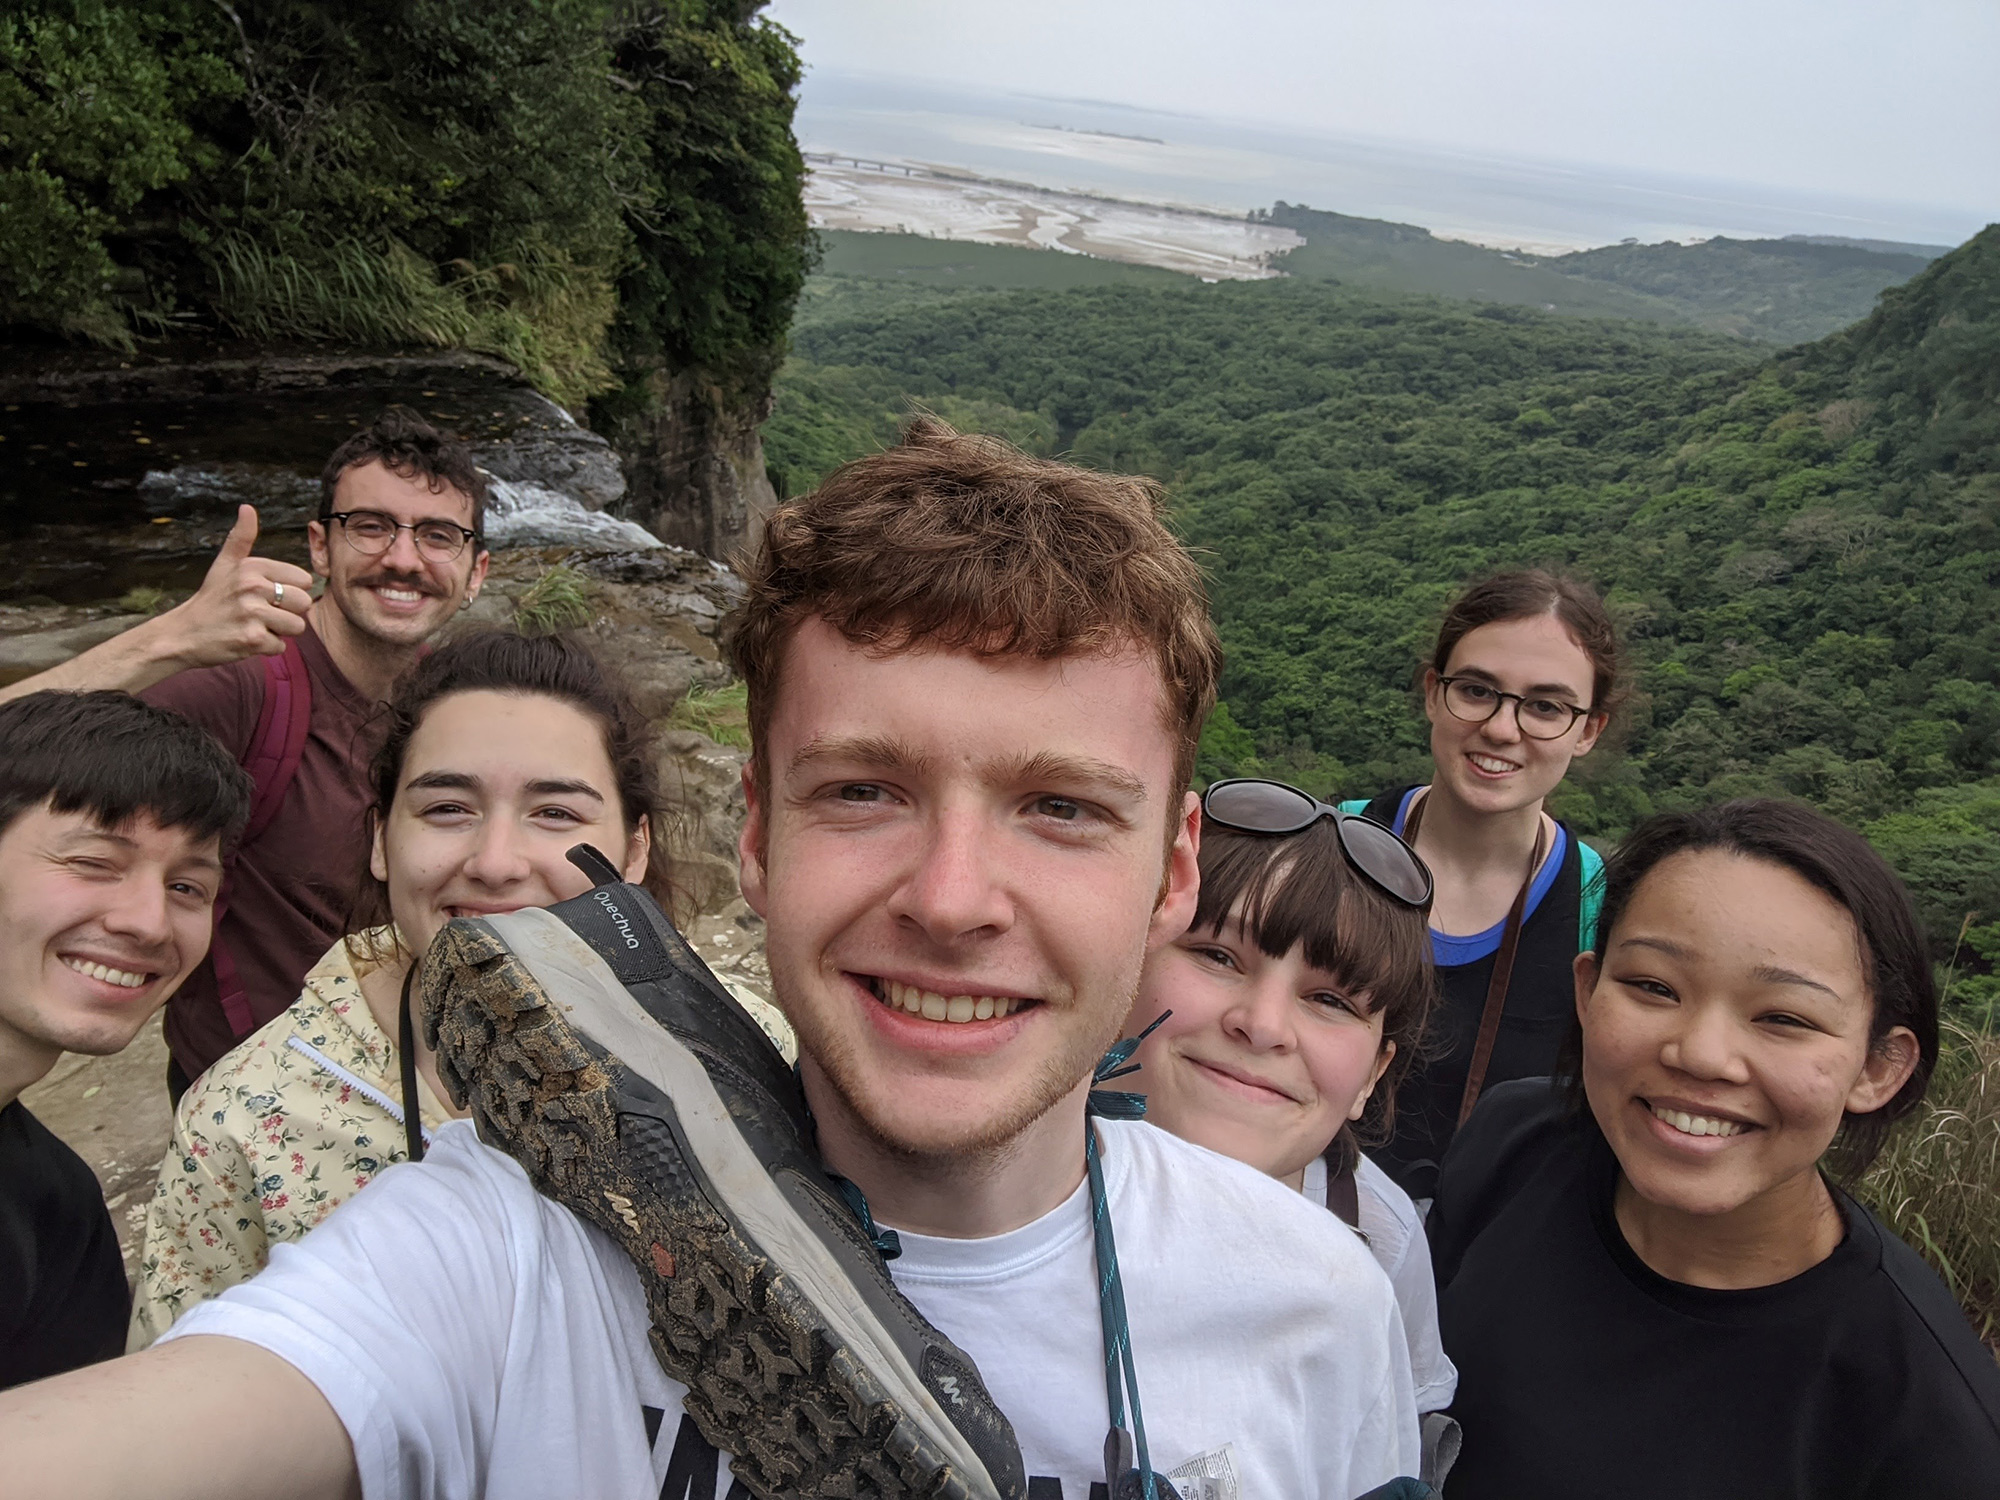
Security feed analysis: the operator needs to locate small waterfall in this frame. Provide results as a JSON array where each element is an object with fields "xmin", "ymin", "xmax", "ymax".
[
  {"xmin": 137, "ymin": 465, "xmax": 319, "ymax": 521},
  {"xmin": 482, "ymin": 478, "xmax": 664, "ymax": 550},
  {"xmin": 133, "ymin": 467, "xmax": 664, "ymax": 553}
]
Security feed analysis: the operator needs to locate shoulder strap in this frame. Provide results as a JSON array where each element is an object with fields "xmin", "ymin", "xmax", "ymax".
[
  {"xmin": 240, "ymin": 638, "xmax": 313, "ymax": 844},
  {"xmin": 1353, "ymin": 786, "xmax": 1419, "ymax": 830},
  {"xmin": 1578, "ymin": 839, "xmax": 1605, "ymax": 953},
  {"xmin": 210, "ymin": 639, "xmax": 314, "ymax": 1040},
  {"xmin": 1455, "ymin": 817, "xmax": 1548, "ymax": 1128},
  {"xmin": 1326, "ymin": 1159, "xmax": 1362, "ymax": 1230},
  {"xmin": 398, "ymin": 966, "xmax": 427, "ymax": 1163}
]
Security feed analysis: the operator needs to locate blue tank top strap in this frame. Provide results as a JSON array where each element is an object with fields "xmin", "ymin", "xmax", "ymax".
[{"xmin": 1349, "ymin": 786, "xmax": 1584, "ymax": 966}]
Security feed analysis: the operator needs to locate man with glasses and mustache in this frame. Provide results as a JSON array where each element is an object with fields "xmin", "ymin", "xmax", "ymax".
[{"xmin": 7, "ymin": 408, "xmax": 490, "ymax": 1096}]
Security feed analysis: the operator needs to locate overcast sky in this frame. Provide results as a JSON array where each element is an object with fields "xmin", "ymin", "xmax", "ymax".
[{"xmin": 765, "ymin": 0, "xmax": 1998, "ymax": 220}]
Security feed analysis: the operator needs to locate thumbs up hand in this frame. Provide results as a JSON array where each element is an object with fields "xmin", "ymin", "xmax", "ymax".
[{"xmin": 166, "ymin": 506, "xmax": 317, "ymax": 667}]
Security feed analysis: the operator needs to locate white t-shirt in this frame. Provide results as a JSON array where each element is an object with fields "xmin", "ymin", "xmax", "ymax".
[
  {"xmin": 167, "ymin": 1118, "xmax": 1417, "ymax": 1500},
  {"xmin": 1303, "ymin": 1153, "xmax": 1458, "ymax": 1413}
]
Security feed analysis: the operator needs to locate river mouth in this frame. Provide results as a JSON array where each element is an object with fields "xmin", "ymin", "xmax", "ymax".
[{"xmin": 0, "ymin": 374, "xmax": 651, "ymax": 606}]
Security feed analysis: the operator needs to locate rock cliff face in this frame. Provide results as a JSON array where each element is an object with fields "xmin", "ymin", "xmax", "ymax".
[
  {"xmin": 0, "ymin": 342, "xmax": 769, "ymax": 585},
  {"xmin": 597, "ymin": 368, "xmax": 778, "ymax": 562},
  {"xmin": 468, "ymin": 545, "xmax": 772, "ymax": 1000}
]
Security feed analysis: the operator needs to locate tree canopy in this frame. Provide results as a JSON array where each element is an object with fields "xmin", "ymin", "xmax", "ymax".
[
  {"xmin": 1262, "ymin": 203, "xmax": 1945, "ymax": 345},
  {"xmin": 0, "ymin": 0, "xmax": 811, "ymax": 407},
  {"xmin": 767, "ymin": 228, "xmax": 2000, "ymax": 1009}
]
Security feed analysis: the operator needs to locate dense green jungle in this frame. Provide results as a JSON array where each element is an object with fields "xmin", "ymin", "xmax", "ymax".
[
  {"xmin": 0, "ymin": 0, "xmax": 811, "ymax": 412},
  {"xmin": 1261, "ymin": 204, "xmax": 1944, "ymax": 344},
  {"xmin": 767, "ymin": 229, "xmax": 2000, "ymax": 1017}
]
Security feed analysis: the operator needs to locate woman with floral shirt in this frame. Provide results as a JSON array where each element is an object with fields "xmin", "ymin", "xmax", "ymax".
[{"xmin": 130, "ymin": 632, "xmax": 794, "ymax": 1346}]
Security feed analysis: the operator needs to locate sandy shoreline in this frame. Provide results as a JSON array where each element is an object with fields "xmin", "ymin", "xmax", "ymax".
[{"xmin": 805, "ymin": 157, "xmax": 1301, "ymax": 281}]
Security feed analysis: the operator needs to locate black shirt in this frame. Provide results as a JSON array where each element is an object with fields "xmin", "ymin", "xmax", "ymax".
[
  {"xmin": 0, "ymin": 1100, "xmax": 129, "ymax": 1388},
  {"xmin": 1359, "ymin": 788, "xmax": 1588, "ymax": 1201},
  {"xmin": 1428, "ymin": 1079, "xmax": 2000, "ymax": 1500}
]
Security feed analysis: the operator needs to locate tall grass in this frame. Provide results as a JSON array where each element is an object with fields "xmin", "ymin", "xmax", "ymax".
[
  {"xmin": 667, "ymin": 680, "xmax": 750, "ymax": 750},
  {"xmin": 1858, "ymin": 1016, "xmax": 2000, "ymax": 1349},
  {"xmin": 206, "ymin": 233, "xmax": 616, "ymax": 407},
  {"xmin": 512, "ymin": 566, "xmax": 595, "ymax": 635}
]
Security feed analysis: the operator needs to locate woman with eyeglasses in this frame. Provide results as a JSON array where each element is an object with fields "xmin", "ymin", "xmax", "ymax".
[
  {"xmin": 1340, "ymin": 570, "xmax": 1620, "ymax": 1203},
  {"xmin": 1128, "ymin": 780, "xmax": 1455, "ymax": 1425}
]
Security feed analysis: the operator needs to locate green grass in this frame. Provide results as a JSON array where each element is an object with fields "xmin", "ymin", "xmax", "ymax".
[
  {"xmin": 206, "ymin": 233, "xmax": 617, "ymax": 407},
  {"xmin": 1858, "ymin": 1019, "xmax": 2000, "ymax": 1350},
  {"xmin": 815, "ymin": 230, "xmax": 1191, "ymax": 291},
  {"xmin": 114, "ymin": 586, "xmax": 176, "ymax": 615},
  {"xmin": 667, "ymin": 680, "xmax": 750, "ymax": 749},
  {"xmin": 511, "ymin": 565, "xmax": 595, "ymax": 635}
]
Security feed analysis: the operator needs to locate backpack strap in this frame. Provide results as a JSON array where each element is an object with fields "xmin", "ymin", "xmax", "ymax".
[
  {"xmin": 210, "ymin": 639, "xmax": 314, "ymax": 1040},
  {"xmin": 240, "ymin": 638, "xmax": 313, "ymax": 843},
  {"xmin": 1578, "ymin": 839, "xmax": 1606, "ymax": 953},
  {"xmin": 1326, "ymin": 1158, "xmax": 1362, "ymax": 1230}
]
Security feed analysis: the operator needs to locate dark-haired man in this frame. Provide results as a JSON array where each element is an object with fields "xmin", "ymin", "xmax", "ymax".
[
  {"xmin": 6, "ymin": 408, "xmax": 490, "ymax": 1090},
  {"xmin": 0, "ymin": 691, "xmax": 250, "ymax": 1389}
]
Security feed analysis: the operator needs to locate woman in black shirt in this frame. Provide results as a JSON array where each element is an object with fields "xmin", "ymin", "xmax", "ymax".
[
  {"xmin": 1347, "ymin": 570, "xmax": 1618, "ymax": 1200},
  {"xmin": 1430, "ymin": 799, "xmax": 2000, "ymax": 1499}
]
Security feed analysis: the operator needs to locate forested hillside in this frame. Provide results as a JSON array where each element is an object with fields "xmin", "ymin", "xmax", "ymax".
[
  {"xmin": 1534, "ymin": 234, "xmax": 1943, "ymax": 346},
  {"xmin": 3, "ymin": 0, "xmax": 811, "ymax": 548},
  {"xmin": 767, "ymin": 227, "xmax": 2000, "ymax": 1006},
  {"xmin": 1262, "ymin": 203, "xmax": 1941, "ymax": 344}
]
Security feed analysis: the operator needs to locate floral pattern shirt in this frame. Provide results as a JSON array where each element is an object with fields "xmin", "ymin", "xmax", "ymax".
[{"xmin": 130, "ymin": 930, "xmax": 796, "ymax": 1349}]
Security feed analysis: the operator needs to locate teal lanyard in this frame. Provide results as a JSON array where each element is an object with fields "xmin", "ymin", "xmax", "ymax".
[
  {"xmin": 1085, "ymin": 1014, "xmax": 1174, "ymax": 1500},
  {"xmin": 822, "ymin": 1019, "xmax": 1178, "ymax": 1500}
]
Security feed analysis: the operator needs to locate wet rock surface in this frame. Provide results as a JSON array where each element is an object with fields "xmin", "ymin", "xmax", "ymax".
[
  {"xmin": 476, "ymin": 416, "xmax": 626, "ymax": 513},
  {"xmin": 0, "ymin": 345, "xmax": 640, "ymax": 604}
]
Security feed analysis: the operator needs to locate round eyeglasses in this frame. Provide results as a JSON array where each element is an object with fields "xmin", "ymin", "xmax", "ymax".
[
  {"xmin": 1436, "ymin": 675, "xmax": 1592, "ymax": 740},
  {"xmin": 1200, "ymin": 778, "xmax": 1433, "ymax": 908},
  {"xmin": 324, "ymin": 509, "xmax": 481, "ymax": 564}
]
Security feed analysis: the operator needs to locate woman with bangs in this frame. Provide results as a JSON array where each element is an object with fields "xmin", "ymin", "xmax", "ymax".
[
  {"xmin": 1126, "ymin": 778, "xmax": 1454, "ymax": 1415},
  {"xmin": 129, "ymin": 631, "xmax": 793, "ymax": 1346},
  {"xmin": 1343, "ymin": 569, "xmax": 1621, "ymax": 1204},
  {"xmin": 1429, "ymin": 800, "xmax": 2000, "ymax": 1498}
]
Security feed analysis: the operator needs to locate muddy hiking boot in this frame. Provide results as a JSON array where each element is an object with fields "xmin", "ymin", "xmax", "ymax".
[{"xmin": 423, "ymin": 845, "xmax": 1026, "ymax": 1500}]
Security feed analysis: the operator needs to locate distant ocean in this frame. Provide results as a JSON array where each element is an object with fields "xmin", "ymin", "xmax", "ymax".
[{"xmin": 794, "ymin": 70, "xmax": 1978, "ymax": 254}]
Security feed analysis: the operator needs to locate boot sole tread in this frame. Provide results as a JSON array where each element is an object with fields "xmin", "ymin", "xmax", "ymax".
[{"xmin": 426, "ymin": 920, "xmax": 974, "ymax": 1500}]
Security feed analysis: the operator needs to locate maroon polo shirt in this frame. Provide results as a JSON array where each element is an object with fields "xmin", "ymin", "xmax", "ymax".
[{"xmin": 144, "ymin": 624, "xmax": 384, "ymax": 1081}]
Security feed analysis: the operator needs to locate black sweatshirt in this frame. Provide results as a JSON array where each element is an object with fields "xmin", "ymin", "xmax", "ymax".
[
  {"xmin": 1429, "ymin": 1079, "xmax": 2000, "ymax": 1500},
  {"xmin": 1356, "ymin": 788, "xmax": 1588, "ymax": 1203},
  {"xmin": 0, "ymin": 1100, "xmax": 128, "ymax": 1389}
]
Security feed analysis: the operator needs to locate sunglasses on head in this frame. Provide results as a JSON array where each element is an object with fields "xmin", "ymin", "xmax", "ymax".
[{"xmin": 1200, "ymin": 778, "xmax": 1434, "ymax": 909}]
